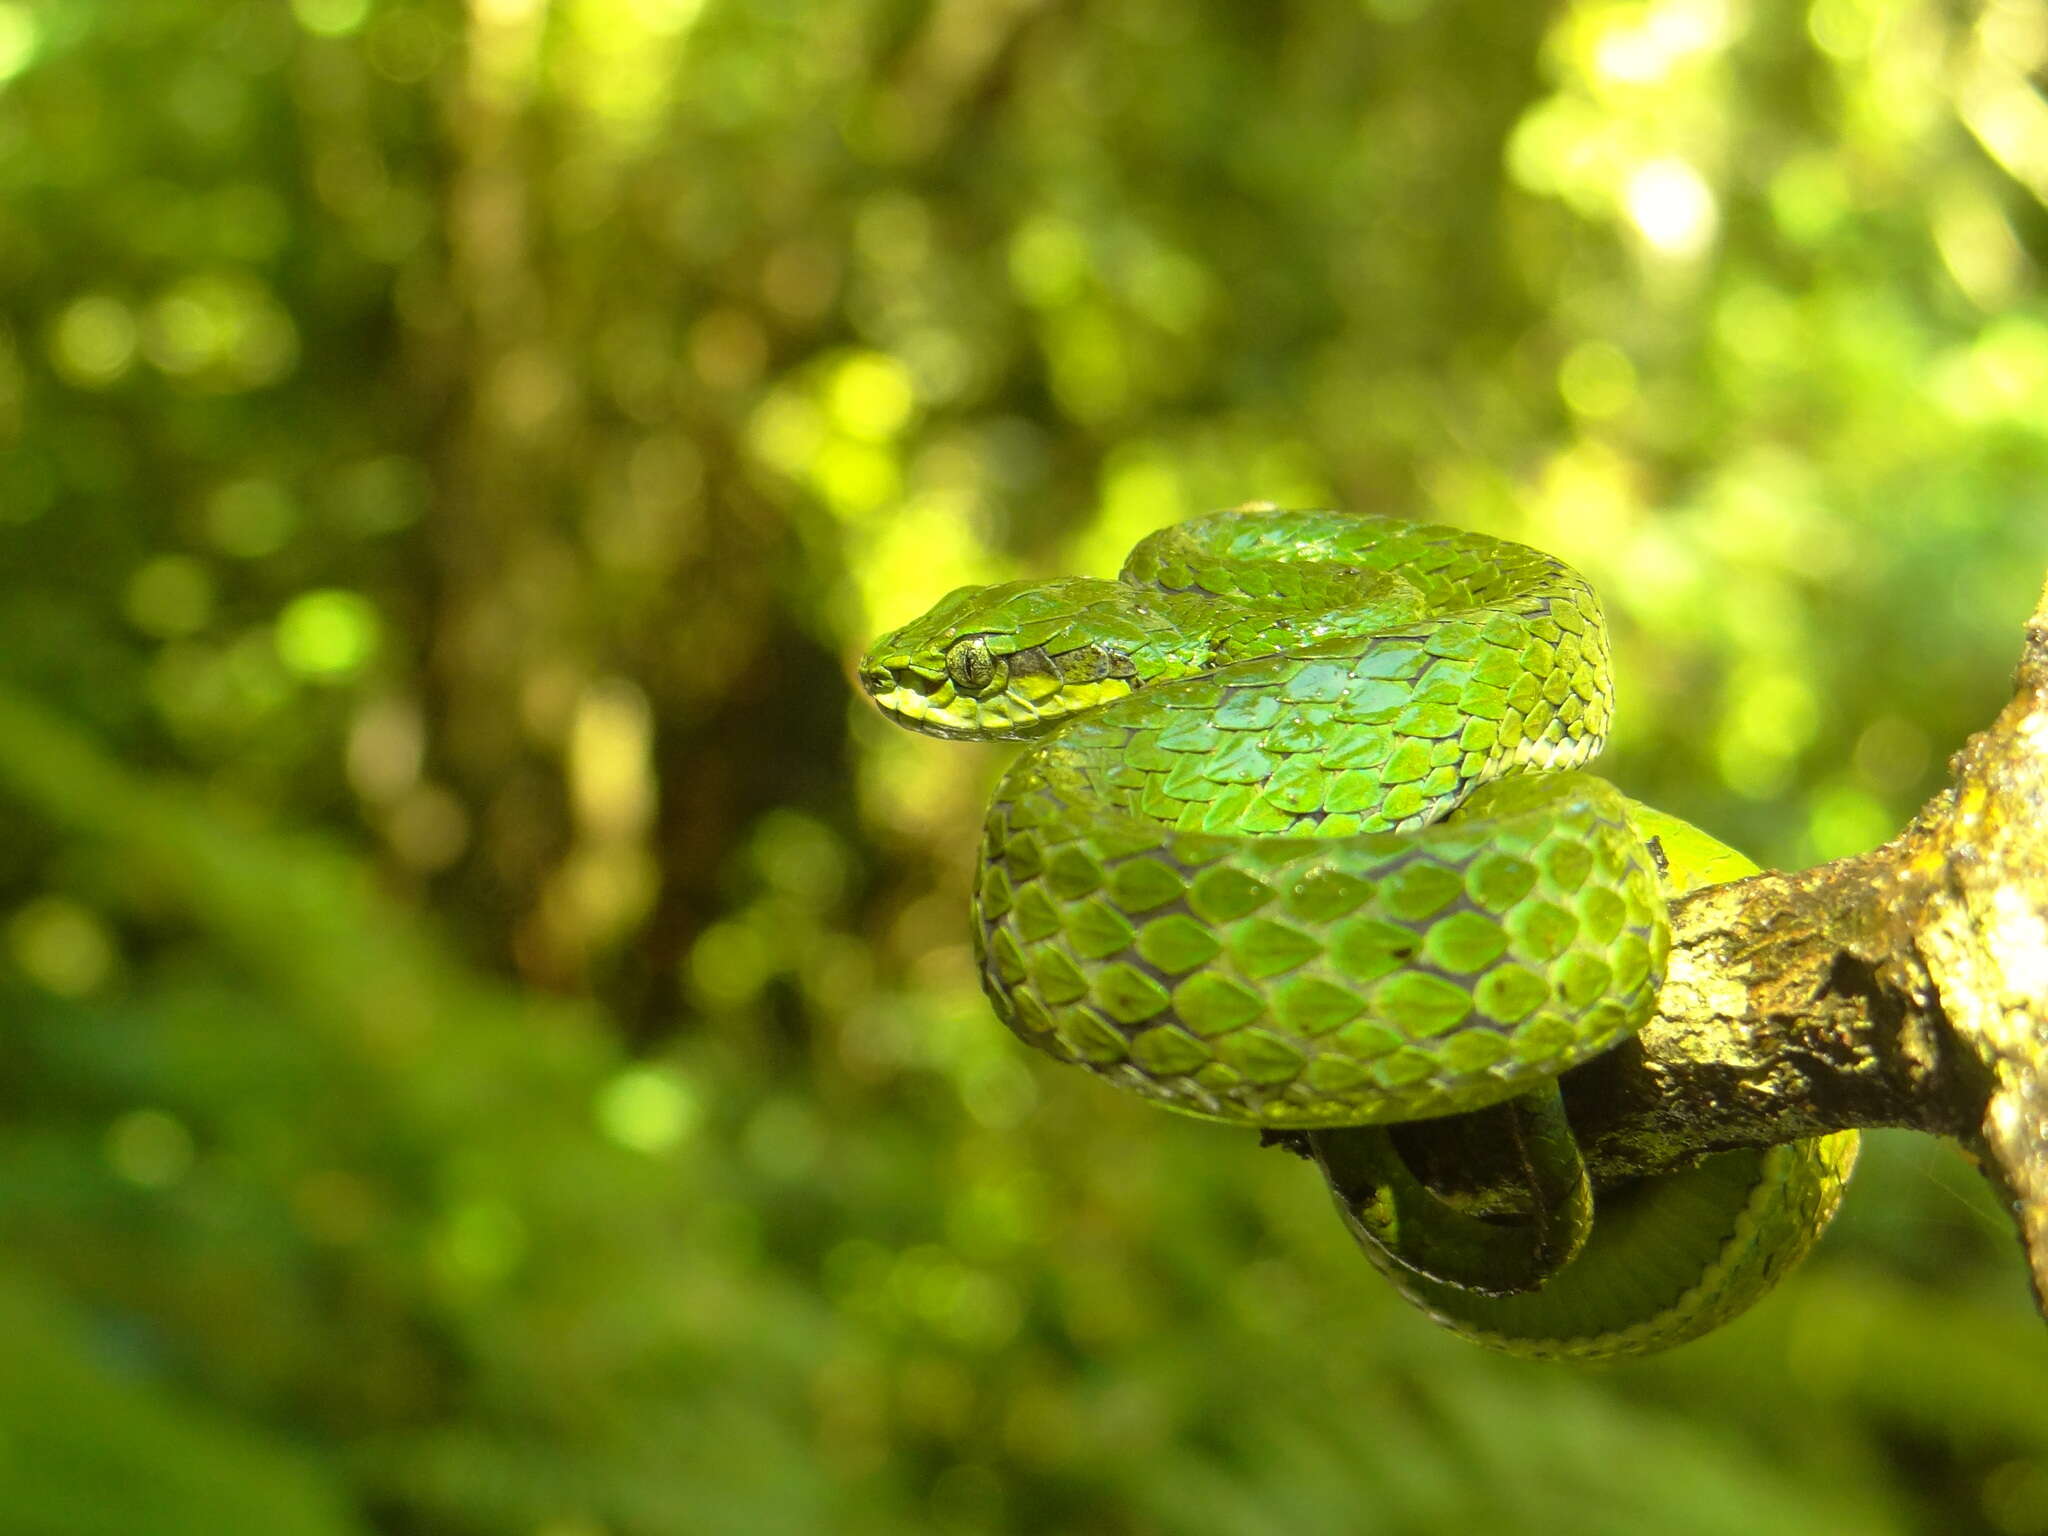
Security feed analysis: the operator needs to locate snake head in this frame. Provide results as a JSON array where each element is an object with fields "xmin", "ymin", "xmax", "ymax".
[{"xmin": 859, "ymin": 576, "xmax": 1181, "ymax": 741}]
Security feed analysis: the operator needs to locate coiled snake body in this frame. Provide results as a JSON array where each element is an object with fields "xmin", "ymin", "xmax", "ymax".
[{"xmin": 859, "ymin": 509, "xmax": 1856, "ymax": 1359}]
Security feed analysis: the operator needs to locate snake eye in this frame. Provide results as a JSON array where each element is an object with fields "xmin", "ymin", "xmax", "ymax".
[{"xmin": 945, "ymin": 636, "xmax": 1003, "ymax": 696}]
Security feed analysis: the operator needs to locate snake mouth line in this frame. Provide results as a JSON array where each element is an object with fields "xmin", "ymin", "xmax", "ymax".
[{"xmin": 861, "ymin": 674, "xmax": 1055, "ymax": 742}]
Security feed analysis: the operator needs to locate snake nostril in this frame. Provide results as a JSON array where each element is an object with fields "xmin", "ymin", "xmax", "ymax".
[{"xmin": 863, "ymin": 668, "xmax": 895, "ymax": 696}]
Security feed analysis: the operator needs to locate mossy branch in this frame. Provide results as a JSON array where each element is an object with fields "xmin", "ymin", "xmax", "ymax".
[{"xmin": 1294, "ymin": 569, "xmax": 2048, "ymax": 1321}]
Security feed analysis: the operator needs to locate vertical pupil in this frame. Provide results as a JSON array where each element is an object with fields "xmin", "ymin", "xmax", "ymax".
[{"xmin": 952, "ymin": 642, "xmax": 991, "ymax": 689}]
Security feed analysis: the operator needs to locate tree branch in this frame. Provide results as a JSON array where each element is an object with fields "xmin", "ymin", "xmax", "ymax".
[{"xmin": 1290, "ymin": 568, "xmax": 2048, "ymax": 1319}]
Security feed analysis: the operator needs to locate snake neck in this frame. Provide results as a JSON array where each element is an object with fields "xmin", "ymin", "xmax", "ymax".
[{"xmin": 1011, "ymin": 594, "xmax": 1613, "ymax": 846}]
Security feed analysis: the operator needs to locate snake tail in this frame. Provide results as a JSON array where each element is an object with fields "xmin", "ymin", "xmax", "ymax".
[{"xmin": 1311, "ymin": 1085, "xmax": 1594, "ymax": 1296}]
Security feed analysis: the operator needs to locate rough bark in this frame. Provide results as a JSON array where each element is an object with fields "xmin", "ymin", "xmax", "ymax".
[{"xmin": 1288, "ymin": 571, "xmax": 2048, "ymax": 1319}]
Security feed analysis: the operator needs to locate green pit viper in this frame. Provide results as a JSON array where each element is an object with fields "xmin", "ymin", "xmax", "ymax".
[{"xmin": 858, "ymin": 508, "xmax": 1857, "ymax": 1360}]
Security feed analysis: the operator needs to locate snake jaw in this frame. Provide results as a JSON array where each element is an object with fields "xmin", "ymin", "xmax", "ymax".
[
  {"xmin": 858, "ymin": 573, "xmax": 1200, "ymax": 743},
  {"xmin": 859, "ymin": 637, "xmax": 1146, "ymax": 742},
  {"xmin": 858, "ymin": 659, "xmax": 1064, "ymax": 742}
]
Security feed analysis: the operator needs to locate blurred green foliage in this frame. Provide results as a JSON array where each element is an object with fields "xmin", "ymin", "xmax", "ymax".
[{"xmin": 2, "ymin": 0, "xmax": 2046, "ymax": 1532}]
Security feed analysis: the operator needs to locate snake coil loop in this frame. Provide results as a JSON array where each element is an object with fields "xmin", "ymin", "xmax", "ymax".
[{"xmin": 860, "ymin": 509, "xmax": 1856, "ymax": 1359}]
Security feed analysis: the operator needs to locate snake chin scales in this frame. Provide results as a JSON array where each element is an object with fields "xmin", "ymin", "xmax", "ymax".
[{"xmin": 858, "ymin": 509, "xmax": 1857, "ymax": 1361}]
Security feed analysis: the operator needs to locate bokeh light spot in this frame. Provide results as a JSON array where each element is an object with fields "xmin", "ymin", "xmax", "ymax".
[
  {"xmin": 276, "ymin": 589, "xmax": 382, "ymax": 679},
  {"xmin": 7, "ymin": 896, "xmax": 116, "ymax": 997},
  {"xmin": 627, "ymin": 0, "xmax": 709, "ymax": 35},
  {"xmin": 123, "ymin": 555, "xmax": 216, "ymax": 639},
  {"xmin": 384, "ymin": 785, "xmax": 472, "ymax": 872},
  {"xmin": 49, "ymin": 295, "xmax": 137, "ymax": 388},
  {"xmin": 812, "ymin": 438, "xmax": 901, "ymax": 518},
  {"xmin": 1558, "ymin": 340, "xmax": 1639, "ymax": 418},
  {"xmin": 596, "ymin": 1066, "xmax": 700, "ymax": 1154},
  {"xmin": 1043, "ymin": 305, "xmax": 1130, "ymax": 422},
  {"xmin": 1943, "ymin": 316, "xmax": 2048, "ymax": 421},
  {"xmin": 827, "ymin": 352, "xmax": 918, "ymax": 443},
  {"xmin": 689, "ymin": 920, "xmax": 773, "ymax": 1007},
  {"xmin": 432, "ymin": 1200, "xmax": 527, "ymax": 1287},
  {"xmin": 569, "ymin": 678, "xmax": 655, "ymax": 838},
  {"xmin": 1769, "ymin": 153, "xmax": 1850, "ymax": 245},
  {"xmin": 143, "ymin": 271, "xmax": 300, "ymax": 390},
  {"xmin": 291, "ymin": 0, "xmax": 371, "ymax": 38},
  {"xmin": 747, "ymin": 390, "xmax": 825, "ymax": 480},
  {"xmin": 1808, "ymin": 782, "xmax": 1894, "ymax": 860},
  {"xmin": 1934, "ymin": 183, "xmax": 2024, "ymax": 310},
  {"xmin": 1717, "ymin": 670, "xmax": 1819, "ymax": 800},
  {"xmin": 1008, "ymin": 215, "xmax": 1090, "ymax": 309},
  {"xmin": 1068, "ymin": 444, "xmax": 1189, "ymax": 576},
  {"xmin": 853, "ymin": 193, "xmax": 932, "ymax": 276},
  {"xmin": 205, "ymin": 478, "xmax": 300, "ymax": 558},
  {"xmin": 0, "ymin": 3, "xmax": 38, "ymax": 82},
  {"xmin": 1625, "ymin": 157, "xmax": 1717, "ymax": 256},
  {"xmin": 750, "ymin": 810, "xmax": 849, "ymax": 908},
  {"xmin": 1807, "ymin": 0, "xmax": 1877, "ymax": 61},
  {"xmin": 1588, "ymin": 0, "xmax": 1730, "ymax": 86},
  {"xmin": 366, "ymin": 8, "xmax": 451, "ymax": 82},
  {"xmin": 106, "ymin": 1110, "xmax": 195, "ymax": 1189},
  {"xmin": 960, "ymin": 1058, "xmax": 1037, "ymax": 1130}
]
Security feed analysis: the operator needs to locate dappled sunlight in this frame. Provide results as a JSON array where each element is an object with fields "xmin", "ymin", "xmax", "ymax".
[{"xmin": 0, "ymin": 0, "xmax": 2045, "ymax": 1531}]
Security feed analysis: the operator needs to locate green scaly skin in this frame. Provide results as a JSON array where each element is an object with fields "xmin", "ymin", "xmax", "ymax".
[{"xmin": 858, "ymin": 508, "xmax": 1857, "ymax": 1358}]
